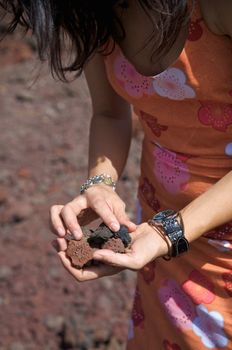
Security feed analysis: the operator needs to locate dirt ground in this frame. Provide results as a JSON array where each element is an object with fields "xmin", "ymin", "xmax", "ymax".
[{"xmin": 0, "ymin": 31, "xmax": 143, "ymax": 350}]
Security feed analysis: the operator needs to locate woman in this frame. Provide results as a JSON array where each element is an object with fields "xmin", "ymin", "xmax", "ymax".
[{"xmin": 2, "ymin": 0, "xmax": 232, "ymax": 348}]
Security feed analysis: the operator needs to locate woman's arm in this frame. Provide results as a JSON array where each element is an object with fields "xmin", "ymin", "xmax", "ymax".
[
  {"xmin": 92, "ymin": 172, "xmax": 232, "ymax": 270},
  {"xmin": 85, "ymin": 54, "xmax": 132, "ymax": 181},
  {"xmin": 50, "ymin": 53, "xmax": 136, "ymax": 243},
  {"xmin": 181, "ymin": 170, "xmax": 232, "ymax": 242}
]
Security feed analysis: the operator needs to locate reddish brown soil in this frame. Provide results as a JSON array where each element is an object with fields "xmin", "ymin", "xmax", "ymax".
[{"xmin": 0, "ymin": 30, "xmax": 143, "ymax": 350}]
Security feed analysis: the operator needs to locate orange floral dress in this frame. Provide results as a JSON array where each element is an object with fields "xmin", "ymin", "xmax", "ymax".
[{"xmin": 104, "ymin": 1, "xmax": 232, "ymax": 349}]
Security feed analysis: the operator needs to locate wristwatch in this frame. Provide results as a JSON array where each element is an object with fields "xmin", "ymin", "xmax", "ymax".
[{"xmin": 152, "ymin": 209, "xmax": 189, "ymax": 257}]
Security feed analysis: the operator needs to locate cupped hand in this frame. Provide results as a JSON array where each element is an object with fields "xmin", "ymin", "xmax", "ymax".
[
  {"xmin": 52, "ymin": 222, "xmax": 169, "ymax": 283},
  {"xmin": 52, "ymin": 237, "xmax": 123, "ymax": 281},
  {"xmin": 49, "ymin": 184, "xmax": 136, "ymax": 240},
  {"xmin": 92, "ymin": 222, "xmax": 169, "ymax": 270}
]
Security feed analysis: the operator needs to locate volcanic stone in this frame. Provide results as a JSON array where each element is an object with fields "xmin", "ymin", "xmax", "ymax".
[
  {"xmin": 102, "ymin": 238, "xmax": 125, "ymax": 253},
  {"xmin": 66, "ymin": 239, "xmax": 93, "ymax": 268},
  {"xmin": 114, "ymin": 225, "xmax": 132, "ymax": 247},
  {"xmin": 66, "ymin": 223, "xmax": 131, "ymax": 269}
]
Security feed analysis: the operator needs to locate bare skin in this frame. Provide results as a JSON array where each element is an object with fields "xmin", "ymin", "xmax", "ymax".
[{"xmin": 51, "ymin": 0, "xmax": 232, "ymax": 281}]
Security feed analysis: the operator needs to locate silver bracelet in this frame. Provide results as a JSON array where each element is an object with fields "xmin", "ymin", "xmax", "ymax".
[{"xmin": 80, "ymin": 174, "xmax": 116, "ymax": 194}]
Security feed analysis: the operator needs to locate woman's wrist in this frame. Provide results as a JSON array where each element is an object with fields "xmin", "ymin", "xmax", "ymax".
[
  {"xmin": 80, "ymin": 173, "xmax": 116, "ymax": 194},
  {"xmin": 148, "ymin": 210, "xmax": 190, "ymax": 259},
  {"xmin": 147, "ymin": 222, "xmax": 171, "ymax": 259}
]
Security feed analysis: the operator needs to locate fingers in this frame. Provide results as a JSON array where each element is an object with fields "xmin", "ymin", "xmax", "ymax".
[
  {"xmin": 90, "ymin": 199, "xmax": 121, "ymax": 231},
  {"xmin": 114, "ymin": 209, "xmax": 137, "ymax": 233},
  {"xmin": 60, "ymin": 202, "xmax": 84, "ymax": 239},
  {"xmin": 50, "ymin": 205, "xmax": 66, "ymax": 237},
  {"xmin": 57, "ymin": 251, "xmax": 123, "ymax": 281},
  {"xmin": 51, "ymin": 238, "xmax": 68, "ymax": 252},
  {"xmin": 57, "ymin": 237, "xmax": 68, "ymax": 251},
  {"xmin": 111, "ymin": 199, "xmax": 136, "ymax": 232},
  {"xmin": 50, "ymin": 189, "xmax": 136, "ymax": 242},
  {"xmin": 91, "ymin": 198, "xmax": 136, "ymax": 233},
  {"xmin": 92, "ymin": 224, "xmax": 160, "ymax": 270},
  {"xmin": 50, "ymin": 196, "xmax": 87, "ymax": 240}
]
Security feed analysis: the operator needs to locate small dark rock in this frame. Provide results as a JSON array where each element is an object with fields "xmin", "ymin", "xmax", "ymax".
[
  {"xmin": 114, "ymin": 225, "xmax": 132, "ymax": 247},
  {"xmin": 1, "ymin": 201, "xmax": 33, "ymax": 224},
  {"xmin": 15, "ymin": 91, "xmax": 34, "ymax": 102},
  {"xmin": 0, "ymin": 266, "xmax": 12, "ymax": 281},
  {"xmin": 44, "ymin": 315, "xmax": 64, "ymax": 333},
  {"xmin": 9, "ymin": 342, "xmax": 25, "ymax": 350},
  {"xmin": 88, "ymin": 223, "xmax": 114, "ymax": 247},
  {"xmin": 61, "ymin": 316, "xmax": 93, "ymax": 349}
]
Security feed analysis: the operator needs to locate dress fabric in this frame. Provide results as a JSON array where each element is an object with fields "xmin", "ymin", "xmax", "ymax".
[{"xmin": 104, "ymin": 1, "xmax": 232, "ymax": 349}]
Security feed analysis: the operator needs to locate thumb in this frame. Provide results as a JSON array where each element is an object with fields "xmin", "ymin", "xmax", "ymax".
[{"xmin": 93, "ymin": 249, "xmax": 135, "ymax": 269}]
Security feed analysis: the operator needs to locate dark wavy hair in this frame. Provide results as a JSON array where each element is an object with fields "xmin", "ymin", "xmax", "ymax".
[{"xmin": 0, "ymin": 0, "xmax": 189, "ymax": 80}]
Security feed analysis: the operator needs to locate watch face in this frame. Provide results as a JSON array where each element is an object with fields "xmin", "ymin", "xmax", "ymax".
[{"xmin": 153, "ymin": 209, "xmax": 175, "ymax": 222}]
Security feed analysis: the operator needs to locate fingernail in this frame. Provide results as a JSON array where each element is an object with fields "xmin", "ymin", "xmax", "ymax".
[
  {"xmin": 73, "ymin": 230, "xmax": 82, "ymax": 239},
  {"xmin": 110, "ymin": 222, "xmax": 120, "ymax": 232},
  {"xmin": 57, "ymin": 227, "xmax": 65, "ymax": 236}
]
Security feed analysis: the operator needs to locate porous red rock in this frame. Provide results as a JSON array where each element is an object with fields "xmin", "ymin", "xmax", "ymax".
[
  {"xmin": 66, "ymin": 223, "xmax": 131, "ymax": 269},
  {"xmin": 102, "ymin": 238, "xmax": 125, "ymax": 253},
  {"xmin": 66, "ymin": 239, "xmax": 93, "ymax": 269}
]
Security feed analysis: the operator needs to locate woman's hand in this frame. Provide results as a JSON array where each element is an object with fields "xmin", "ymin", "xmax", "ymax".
[
  {"xmin": 49, "ymin": 184, "xmax": 136, "ymax": 240},
  {"xmin": 52, "ymin": 222, "xmax": 169, "ymax": 282},
  {"xmin": 92, "ymin": 222, "xmax": 169, "ymax": 270},
  {"xmin": 52, "ymin": 237, "xmax": 124, "ymax": 281}
]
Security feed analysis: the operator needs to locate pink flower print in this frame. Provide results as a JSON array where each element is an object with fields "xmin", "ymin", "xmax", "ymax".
[
  {"xmin": 152, "ymin": 68, "xmax": 196, "ymax": 100},
  {"xmin": 225, "ymin": 141, "xmax": 232, "ymax": 156},
  {"xmin": 222, "ymin": 271, "xmax": 232, "ymax": 297},
  {"xmin": 140, "ymin": 111, "xmax": 168, "ymax": 137},
  {"xmin": 132, "ymin": 286, "xmax": 145, "ymax": 328},
  {"xmin": 140, "ymin": 261, "xmax": 156, "ymax": 284},
  {"xmin": 188, "ymin": 19, "xmax": 203, "ymax": 41},
  {"xmin": 114, "ymin": 53, "xmax": 153, "ymax": 98},
  {"xmin": 182, "ymin": 270, "xmax": 215, "ymax": 305},
  {"xmin": 154, "ymin": 145, "xmax": 190, "ymax": 194},
  {"xmin": 139, "ymin": 177, "xmax": 161, "ymax": 211},
  {"xmin": 127, "ymin": 319, "xmax": 134, "ymax": 340},
  {"xmin": 203, "ymin": 222, "xmax": 232, "ymax": 240},
  {"xmin": 207, "ymin": 239, "xmax": 231, "ymax": 252},
  {"xmin": 192, "ymin": 305, "xmax": 228, "ymax": 348},
  {"xmin": 158, "ymin": 279, "xmax": 196, "ymax": 331},
  {"xmin": 198, "ymin": 101, "xmax": 232, "ymax": 132},
  {"xmin": 163, "ymin": 339, "xmax": 181, "ymax": 350}
]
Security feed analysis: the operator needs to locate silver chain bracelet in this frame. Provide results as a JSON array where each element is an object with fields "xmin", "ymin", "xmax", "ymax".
[{"xmin": 80, "ymin": 174, "xmax": 116, "ymax": 194}]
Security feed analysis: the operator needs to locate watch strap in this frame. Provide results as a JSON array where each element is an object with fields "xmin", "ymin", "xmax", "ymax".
[{"xmin": 151, "ymin": 210, "xmax": 189, "ymax": 258}]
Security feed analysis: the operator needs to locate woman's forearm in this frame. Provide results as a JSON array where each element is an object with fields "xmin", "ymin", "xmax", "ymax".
[
  {"xmin": 88, "ymin": 112, "xmax": 132, "ymax": 181},
  {"xmin": 180, "ymin": 170, "xmax": 232, "ymax": 242}
]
